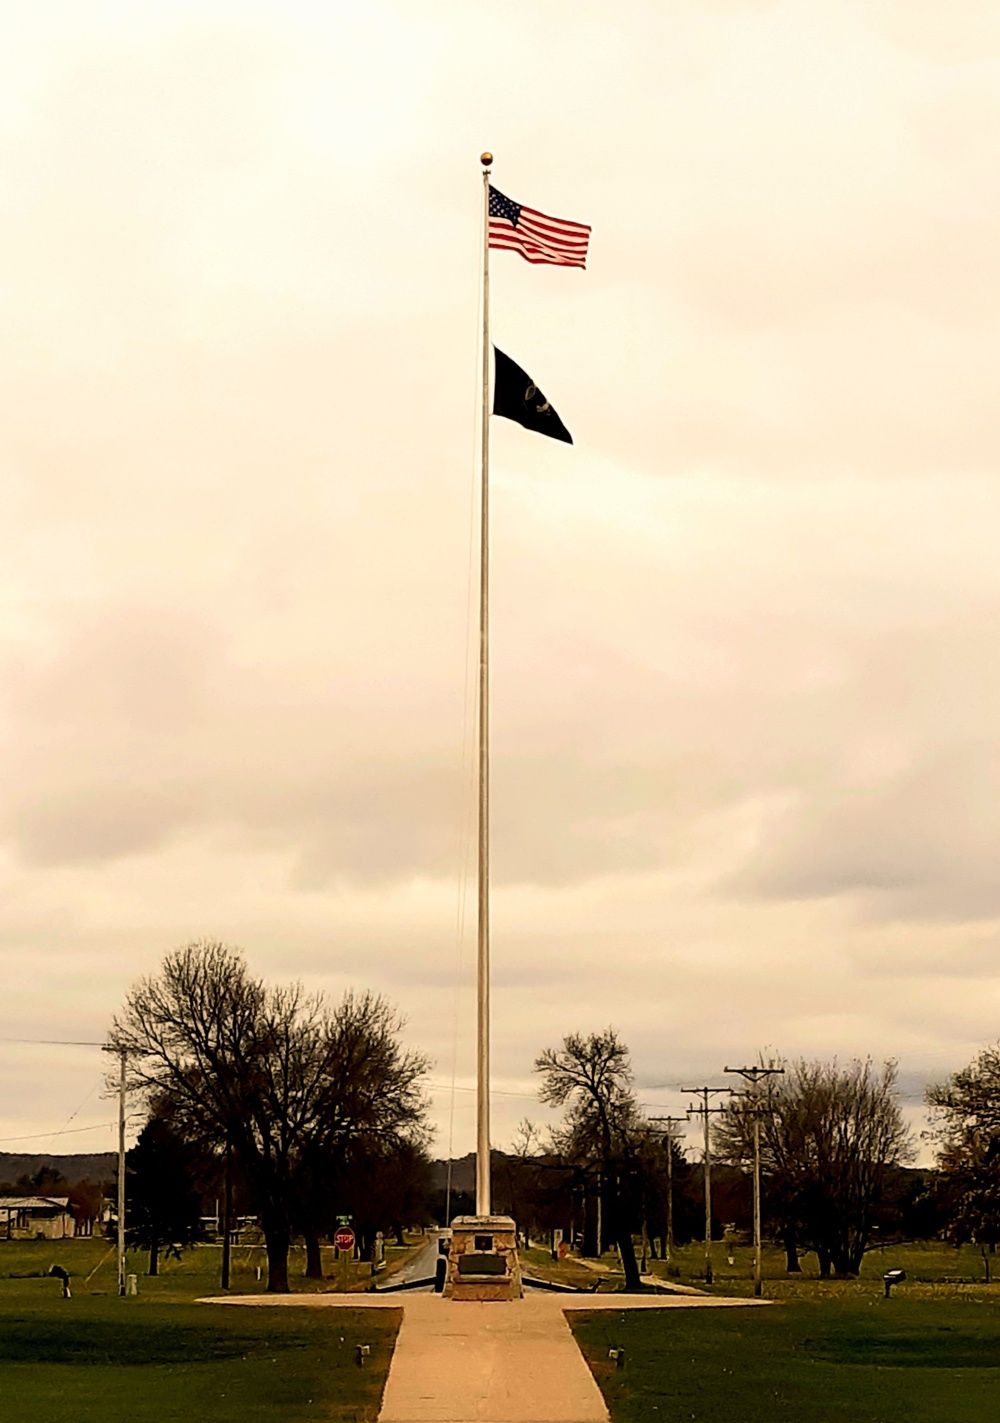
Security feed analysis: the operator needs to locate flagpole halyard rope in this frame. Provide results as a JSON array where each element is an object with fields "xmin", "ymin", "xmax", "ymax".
[{"xmin": 444, "ymin": 297, "xmax": 483, "ymax": 1222}]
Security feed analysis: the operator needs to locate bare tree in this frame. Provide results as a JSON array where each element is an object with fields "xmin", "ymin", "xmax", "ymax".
[
  {"xmin": 110, "ymin": 941, "xmax": 429, "ymax": 1291},
  {"xmin": 535, "ymin": 1029, "xmax": 645, "ymax": 1290},
  {"xmin": 496, "ymin": 1122, "xmax": 535, "ymax": 1249},
  {"xmin": 927, "ymin": 1042, "xmax": 1000, "ymax": 1249},
  {"xmin": 293, "ymin": 989, "xmax": 432, "ymax": 1277},
  {"xmin": 716, "ymin": 1056, "xmax": 912, "ymax": 1277}
]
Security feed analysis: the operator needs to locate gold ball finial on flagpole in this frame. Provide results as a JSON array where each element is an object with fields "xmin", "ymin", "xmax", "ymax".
[{"xmin": 480, "ymin": 151, "xmax": 493, "ymax": 167}]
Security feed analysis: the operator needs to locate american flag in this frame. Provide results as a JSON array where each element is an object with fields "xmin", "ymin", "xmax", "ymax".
[{"xmin": 489, "ymin": 186, "xmax": 591, "ymax": 269}]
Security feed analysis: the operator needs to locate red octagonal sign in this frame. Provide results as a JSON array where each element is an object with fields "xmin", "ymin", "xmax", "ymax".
[{"xmin": 334, "ymin": 1227, "xmax": 356, "ymax": 1252}]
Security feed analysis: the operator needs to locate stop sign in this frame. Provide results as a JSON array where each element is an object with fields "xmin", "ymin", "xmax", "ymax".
[{"xmin": 334, "ymin": 1226, "xmax": 356, "ymax": 1252}]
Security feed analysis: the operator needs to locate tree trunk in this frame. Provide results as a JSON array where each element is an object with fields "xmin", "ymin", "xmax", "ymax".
[
  {"xmin": 617, "ymin": 1225, "xmax": 642, "ymax": 1290},
  {"xmin": 835, "ymin": 1244, "xmax": 863, "ymax": 1278},
  {"xmin": 581, "ymin": 1192, "xmax": 599, "ymax": 1257},
  {"xmin": 817, "ymin": 1248, "xmax": 831, "ymax": 1279},
  {"xmin": 149, "ymin": 1236, "xmax": 159, "ymax": 1276},
  {"xmin": 263, "ymin": 1217, "xmax": 291, "ymax": 1292},
  {"xmin": 304, "ymin": 1231, "xmax": 324, "ymax": 1279},
  {"xmin": 608, "ymin": 1183, "xmax": 642, "ymax": 1291},
  {"xmin": 783, "ymin": 1222, "xmax": 801, "ymax": 1273}
]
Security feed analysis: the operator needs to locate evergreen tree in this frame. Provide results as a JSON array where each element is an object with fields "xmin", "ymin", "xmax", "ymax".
[{"xmin": 126, "ymin": 1116, "xmax": 204, "ymax": 1274}]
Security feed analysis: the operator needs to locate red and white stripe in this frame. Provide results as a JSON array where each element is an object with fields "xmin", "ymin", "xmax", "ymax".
[{"xmin": 489, "ymin": 205, "xmax": 591, "ymax": 268}]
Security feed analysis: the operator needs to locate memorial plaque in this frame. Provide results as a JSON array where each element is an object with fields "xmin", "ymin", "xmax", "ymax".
[{"xmin": 458, "ymin": 1253, "xmax": 506, "ymax": 1275}]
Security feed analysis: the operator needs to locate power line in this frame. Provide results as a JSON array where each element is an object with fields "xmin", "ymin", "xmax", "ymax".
[
  {"xmin": 0, "ymin": 1037, "xmax": 106, "ymax": 1047},
  {"xmin": 0, "ymin": 1120, "xmax": 116, "ymax": 1145},
  {"xmin": 30, "ymin": 1075, "xmax": 105, "ymax": 1157},
  {"xmin": 427, "ymin": 1080, "xmax": 541, "ymax": 1101}
]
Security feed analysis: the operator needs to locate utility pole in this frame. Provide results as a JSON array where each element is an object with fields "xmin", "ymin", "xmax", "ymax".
[
  {"xmin": 116, "ymin": 1047, "xmax": 127, "ymax": 1296},
  {"xmin": 681, "ymin": 1087, "xmax": 729, "ymax": 1284},
  {"xmin": 724, "ymin": 1065, "xmax": 784, "ymax": 1298},
  {"xmin": 102, "ymin": 1042, "xmax": 135, "ymax": 1297},
  {"xmin": 220, "ymin": 1135, "xmax": 233, "ymax": 1290},
  {"xmin": 649, "ymin": 1116, "xmax": 686, "ymax": 1272}
]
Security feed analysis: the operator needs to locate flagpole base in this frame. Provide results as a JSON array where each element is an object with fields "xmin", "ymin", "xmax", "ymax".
[{"xmin": 443, "ymin": 1215, "xmax": 522, "ymax": 1301}]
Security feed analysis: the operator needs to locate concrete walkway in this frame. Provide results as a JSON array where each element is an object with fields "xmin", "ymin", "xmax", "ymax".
[
  {"xmin": 379, "ymin": 1294, "xmax": 607, "ymax": 1423},
  {"xmin": 203, "ymin": 1288, "xmax": 769, "ymax": 1423}
]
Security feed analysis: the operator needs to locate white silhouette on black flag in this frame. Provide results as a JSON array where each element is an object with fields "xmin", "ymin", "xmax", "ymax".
[{"xmin": 492, "ymin": 347, "xmax": 572, "ymax": 444}]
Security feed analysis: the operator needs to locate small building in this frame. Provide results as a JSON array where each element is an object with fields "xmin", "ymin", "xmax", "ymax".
[{"xmin": 0, "ymin": 1196, "xmax": 77, "ymax": 1241}]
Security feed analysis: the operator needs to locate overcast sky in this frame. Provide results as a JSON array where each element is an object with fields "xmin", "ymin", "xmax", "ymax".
[{"xmin": 1, "ymin": 0, "xmax": 999, "ymax": 1167}]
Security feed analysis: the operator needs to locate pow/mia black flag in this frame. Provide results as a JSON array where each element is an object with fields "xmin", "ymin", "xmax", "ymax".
[{"xmin": 492, "ymin": 347, "xmax": 573, "ymax": 444}]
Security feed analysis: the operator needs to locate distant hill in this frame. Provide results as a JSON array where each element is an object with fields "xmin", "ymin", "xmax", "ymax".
[
  {"xmin": 428, "ymin": 1153, "xmax": 476, "ymax": 1193},
  {"xmin": 0, "ymin": 1152, "xmax": 116, "ymax": 1187}
]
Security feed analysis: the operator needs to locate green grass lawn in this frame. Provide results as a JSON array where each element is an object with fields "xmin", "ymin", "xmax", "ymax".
[
  {"xmin": 556, "ymin": 1237, "xmax": 998, "ymax": 1296},
  {"xmin": 520, "ymin": 1244, "xmax": 605, "ymax": 1290},
  {"xmin": 666, "ymin": 1238, "xmax": 1000, "ymax": 1294},
  {"xmin": 0, "ymin": 1240, "xmax": 402, "ymax": 1423},
  {"xmin": 572, "ymin": 1288, "xmax": 1000, "ymax": 1422},
  {"xmin": 4, "ymin": 1236, "xmax": 998, "ymax": 1422},
  {"xmin": 555, "ymin": 1239, "xmax": 999, "ymax": 1421},
  {"xmin": 0, "ymin": 1232, "xmax": 426, "ymax": 1298}
]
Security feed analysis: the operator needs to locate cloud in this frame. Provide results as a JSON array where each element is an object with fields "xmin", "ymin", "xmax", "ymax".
[
  {"xmin": 2, "ymin": 0, "xmax": 1000, "ymax": 1153},
  {"xmin": 726, "ymin": 610, "xmax": 1000, "ymax": 921}
]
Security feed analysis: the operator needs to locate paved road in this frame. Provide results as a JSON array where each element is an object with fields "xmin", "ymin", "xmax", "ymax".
[{"xmin": 390, "ymin": 1230, "xmax": 446, "ymax": 1287}]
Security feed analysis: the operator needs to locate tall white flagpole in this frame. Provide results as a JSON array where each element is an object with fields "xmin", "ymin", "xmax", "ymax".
[{"xmin": 476, "ymin": 151, "xmax": 493, "ymax": 1218}]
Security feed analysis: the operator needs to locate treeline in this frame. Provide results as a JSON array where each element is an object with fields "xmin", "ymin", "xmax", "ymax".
[
  {"xmin": 110, "ymin": 941, "xmax": 431, "ymax": 1291},
  {"xmin": 0, "ymin": 1153, "xmax": 114, "ymax": 1185},
  {"xmin": 712, "ymin": 1049, "xmax": 1000, "ymax": 1273},
  {"xmin": 512, "ymin": 1031, "xmax": 1000, "ymax": 1282},
  {"xmin": 106, "ymin": 942, "xmax": 999, "ymax": 1289}
]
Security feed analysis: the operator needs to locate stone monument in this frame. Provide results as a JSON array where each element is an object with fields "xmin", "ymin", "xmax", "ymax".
[{"xmin": 443, "ymin": 1215, "xmax": 522, "ymax": 1301}]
